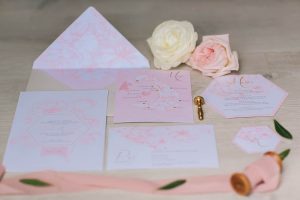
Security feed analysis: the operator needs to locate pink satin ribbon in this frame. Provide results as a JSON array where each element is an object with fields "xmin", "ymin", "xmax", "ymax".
[{"xmin": 0, "ymin": 155, "xmax": 281, "ymax": 196}]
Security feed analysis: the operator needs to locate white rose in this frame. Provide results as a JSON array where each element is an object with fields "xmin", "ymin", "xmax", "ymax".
[{"xmin": 147, "ymin": 20, "xmax": 198, "ymax": 70}]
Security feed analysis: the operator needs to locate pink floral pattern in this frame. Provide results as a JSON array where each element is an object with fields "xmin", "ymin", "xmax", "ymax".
[
  {"xmin": 233, "ymin": 126, "xmax": 281, "ymax": 153},
  {"xmin": 202, "ymin": 75, "xmax": 288, "ymax": 118},
  {"xmin": 114, "ymin": 70, "xmax": 194, "ymax": 123},
  {"xmin": 33, "ymin": 7, "xmax": 149, "ymax": 89},
  {"xmin": 4, "ymin": 91, "xmax": 108, "ymax": 171}
]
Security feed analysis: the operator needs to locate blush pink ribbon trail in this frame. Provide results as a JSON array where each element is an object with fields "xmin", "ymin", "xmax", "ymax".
[{"xmin": 0, "ymin": 154, "xmax": 281, "ymax": 196}]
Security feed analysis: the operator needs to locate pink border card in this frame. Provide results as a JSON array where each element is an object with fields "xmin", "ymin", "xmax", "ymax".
[{"xmin": 113, "ymin": 70, "xmax": 194, "ymax": 123}]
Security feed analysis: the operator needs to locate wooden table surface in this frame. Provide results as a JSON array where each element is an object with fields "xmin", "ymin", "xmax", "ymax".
[{"xmin": 1, "ymin": 1, "xmax": 300, "ymax": 199}]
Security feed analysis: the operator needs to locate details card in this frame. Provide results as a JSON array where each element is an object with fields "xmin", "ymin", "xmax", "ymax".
[
  {"xmin": 113, "ymin": 70, "xmax": 194, "ymax": 123},
  {"xmin": 202, "ymin": 74, "xmax": 288, "ymax": 118},
  {"xmin": 107, "ymin": 125, "xmax": 219, "ymax": 170},
  {"xmin": 233, "ymin": 126, "xmax": 281, "ymax": 153},
  {"xmin": 4, "ymin": 90, "xmax": 108, "ymax": 172}
]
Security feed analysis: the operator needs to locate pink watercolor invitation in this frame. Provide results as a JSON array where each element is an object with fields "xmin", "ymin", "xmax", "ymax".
[
  {"xmin": 107, "ymin": 125, "xmax": 219, "ymax": 170},
  {"xmin": 3, "ymin": 90, "xmax": 108, "ymax": 172},
  {"xmin": 113, "ymin": 70, "xmax": 194, "ymax": 123},
  {"xmin": 202, "ymin": 74, "xmax": 288, "ymax": 118}
]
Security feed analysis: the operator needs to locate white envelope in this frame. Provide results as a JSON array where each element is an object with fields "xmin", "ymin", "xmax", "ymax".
[{"xmin": 27, "ymin": 7, "xmax": 150, "ymax": 116}]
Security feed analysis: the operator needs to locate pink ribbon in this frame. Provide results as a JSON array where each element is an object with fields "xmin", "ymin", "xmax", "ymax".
[{"xmin": 0, "ymin": 155, "xmax": 281, "ymax": 196}]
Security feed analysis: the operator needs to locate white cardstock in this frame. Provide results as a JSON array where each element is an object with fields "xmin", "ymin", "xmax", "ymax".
[
  {"xmin": 4, "ymin": 90, "xmax": 108, "ymax": 172},
  {"xmin": 107, "ymin": 125, "xmax": 219, "ymax": 170}
]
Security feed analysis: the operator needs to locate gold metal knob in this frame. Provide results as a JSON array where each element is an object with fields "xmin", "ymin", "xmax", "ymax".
[{"xmin": 194, "ymin": 96, "xmax": 205, "ymax": 120}]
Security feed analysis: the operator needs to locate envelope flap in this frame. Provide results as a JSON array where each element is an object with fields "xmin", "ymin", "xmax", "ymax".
[{"xmin": 33, "ymin": 7, "xmax": 149, "ymax": 70}]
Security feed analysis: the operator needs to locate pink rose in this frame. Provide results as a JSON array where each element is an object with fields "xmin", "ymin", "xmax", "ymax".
[{"xmin": 186, "ymin": 34, "xmax": 239, "ymax": 78}]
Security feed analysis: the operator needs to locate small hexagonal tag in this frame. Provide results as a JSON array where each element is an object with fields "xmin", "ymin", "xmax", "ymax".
[
  {"xmin": 202, "ymin": 74, "xmax": 287, "ymax": 118},
  {"xmin": 233, "ymin": 126, "xmax": 281, "ymax": 153}
]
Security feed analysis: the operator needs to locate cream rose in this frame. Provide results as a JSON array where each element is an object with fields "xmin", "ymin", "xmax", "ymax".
[
  {"xmin": 147, "ymin": 20, "xmax": 198, "ymax": 70},
  {"xmin": 186, "ymin": 34, "xmax": 239, "ymax": 78}
]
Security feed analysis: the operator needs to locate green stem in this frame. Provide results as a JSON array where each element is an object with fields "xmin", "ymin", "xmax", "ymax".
[{"xmin": 279, "ymin": 149, "xmax": 290, "ymax": 160}]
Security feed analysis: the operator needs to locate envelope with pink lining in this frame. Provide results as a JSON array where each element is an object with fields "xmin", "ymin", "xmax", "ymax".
[{"xmin": 26, "ymin": 7, "xmax": 149, "ymax": 116}]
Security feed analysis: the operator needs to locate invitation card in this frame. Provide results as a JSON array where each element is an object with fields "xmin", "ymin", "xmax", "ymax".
[
  {"xmin": 107, "ymin": 125, "xmax": 219, "ymax": 170},
  {"xmin": 4, "ymin": 90, "xmax": 108, "ymax": 172},
  {"xmin": 113, "ymin": 70, "xmax": 194, "ymax": 123},
  {"xmin": 233, "ymin": 126, "xmax": 281, "ymax": 153},
  {"xmin": 202, "ymin": 74, "xmax": 288, "ymax": 118}
]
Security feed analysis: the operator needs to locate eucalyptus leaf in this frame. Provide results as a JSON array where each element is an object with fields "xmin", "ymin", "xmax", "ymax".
[
  {"xmin": 20, "ymin": 179, "xmax": 51, "ymax": 187},
  {"xmin": 158, "ymin": 179, "xmax": 186, "ymax": 190},
  {"xmin": 279, "ymin": 149, "xmax": 290, "ymax": 160},
  {"xmin": 274, "ymin": 119, "xmax": 293, "ymax": 139}
]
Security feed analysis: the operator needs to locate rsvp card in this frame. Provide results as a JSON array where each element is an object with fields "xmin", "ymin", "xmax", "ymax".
[
  {"xmin": 202, "ymin": 74, "xmax": 288, "ymax": 118},
  {"xmin": 107, "ymin": 125, "xmax": 219, "ymax": 170},
  {"xmin": 233, "ymin": 126, "xmax": 281, "ymax": 153},
  {"xmin": 113, "ymin": 70, "xmax": 194, "ymax": 123},
  {"xmin": 4, "ymin": 90, "xmax": 108, "ymax": 172}
]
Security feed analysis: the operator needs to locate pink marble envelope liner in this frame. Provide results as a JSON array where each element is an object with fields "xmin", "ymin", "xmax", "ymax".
[{"xmin": 32, "ymin": 7, "xmax": 149, "ymax": 89}]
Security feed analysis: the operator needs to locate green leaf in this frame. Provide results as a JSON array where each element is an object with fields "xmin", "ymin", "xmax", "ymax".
[
  {"xmin": 274, "ymin": 119, "xmax": 293, "ymax": 139},
  {"xmin": 20, "ymin": 179, "xmax": 51, "ymax": 187},
  {"xmin": 279, "ymin": 149, "xmax": 290, "ymax": 160},
  {"xmin": 158, "ymin": 179, "xmax": 186, "ymax": 190}
]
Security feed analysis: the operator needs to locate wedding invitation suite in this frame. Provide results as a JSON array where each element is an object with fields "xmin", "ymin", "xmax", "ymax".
[
  {"xmin": 4, "ymin": 90, "xmax": 108, "ymax": 172},
  {"xmin": 113, "ymin": 70, "xmax": 194, "ymax": 123},
  {"xmin": 107, "ymin": 125, "xmax": 219, "ymax": 170},
  {"xmin": 233, "ymin": 126, "xmax": 281, "ymax": 153},
  {"xmin": 202, "ymin": 74, "xmax": 288, "ymax": 118}
]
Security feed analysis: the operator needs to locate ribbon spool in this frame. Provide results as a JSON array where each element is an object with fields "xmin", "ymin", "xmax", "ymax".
[
  {"xmin": 0, "ymin": 151, "xmax": 282, "ymax": 196},
  {"xmin": 230, "ymin": 151, "xmax": 282, "ymax": 196}
]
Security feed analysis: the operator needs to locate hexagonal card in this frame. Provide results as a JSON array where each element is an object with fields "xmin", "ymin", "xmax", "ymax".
[
  {"xmin": 202, "ymin": 74, "xmax": 288, "ymax": 118},
  {"xmin": 233, "ymin": 126, "xmax": 281, "ymax": 153}
]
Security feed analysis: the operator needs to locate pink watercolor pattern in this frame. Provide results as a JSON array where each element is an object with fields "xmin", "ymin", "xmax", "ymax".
[
  {"xmin": 233, "ymin": 126, "xmax": 281, "ymax": 153},
  {"xmin": 114, "ymin": 70, "xmax": 194, "ymax": 123},
  {"xmin": 202, "ymin": 74, "xmax": 288, "ymax": 118},
  {"xmin": 32, "ymin": 7, "xmax": 149, "ymax": 89},
  {"xmin": 114, "ymin": 127, "xmax": 202, "ymax": 150},
  {"xmin": 11, "ymin": 98, "xmax": 101, "ymax": 159}
]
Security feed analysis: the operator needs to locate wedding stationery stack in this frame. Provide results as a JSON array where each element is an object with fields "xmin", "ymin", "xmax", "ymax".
[{"xmin": 3, "ymin": 7, "xmax": 207, "ymax": 172}]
